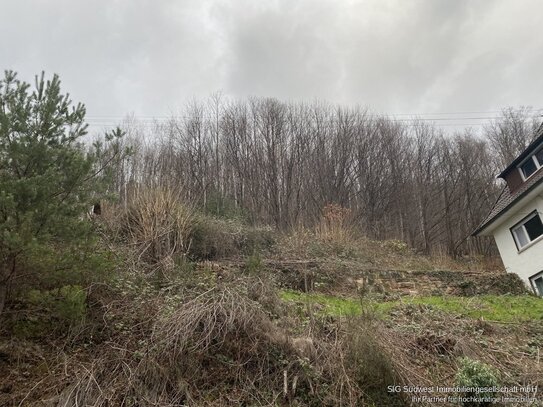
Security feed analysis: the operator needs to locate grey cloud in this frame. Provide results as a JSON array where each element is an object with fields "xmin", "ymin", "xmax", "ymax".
[{"xmin": 1, "ymin": 0, "xmax": 542, "ymax": 124}]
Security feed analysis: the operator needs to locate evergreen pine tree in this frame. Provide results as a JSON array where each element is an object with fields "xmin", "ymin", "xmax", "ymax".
[{"xmin": 0, "ymin": 70, "xmax": 121, "ymax": 314}]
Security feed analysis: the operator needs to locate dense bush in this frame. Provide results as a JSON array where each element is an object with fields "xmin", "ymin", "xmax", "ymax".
[
  {"xmin": 455, "ymin": 357, "xmax": 500, "ymax": 406},
  {"xmin": 11, "ymin": 285, "xmax": 86, "ymax": 338},
  {"xmin": 189, "ymin": 215, "xmax": 275, "ymax": 260},
  {"xmin": 344, "ymin": 318, "xmax": 405, "ymax": 406}
]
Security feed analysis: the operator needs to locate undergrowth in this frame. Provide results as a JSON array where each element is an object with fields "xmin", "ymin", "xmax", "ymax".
[{"xmin": 1, "ymin": 196, "xmax": 537, "ymax": 407}]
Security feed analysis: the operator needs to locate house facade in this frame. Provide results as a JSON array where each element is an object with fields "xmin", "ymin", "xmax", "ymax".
[{"xmin": 473, "ymin": 130, "xmax": 543, "ymax": 296}]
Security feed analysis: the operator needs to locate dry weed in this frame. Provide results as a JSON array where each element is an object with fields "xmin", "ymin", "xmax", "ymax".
[
  {"xmin": 121, "ymin": 187, "xmax": 194, "ymax": 268},
  {"xmin": 51, "ymin": 284, "xmax": 314, "ymax": 406},
  {"xmin": 315, "ymin": 204, "xmax": 354, "ymax": 244}
]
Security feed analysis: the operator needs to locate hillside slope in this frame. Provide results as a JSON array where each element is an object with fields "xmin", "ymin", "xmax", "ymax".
[{"xmin": 1, "ymin": 216, "xmax": 541, "ymax": 407}]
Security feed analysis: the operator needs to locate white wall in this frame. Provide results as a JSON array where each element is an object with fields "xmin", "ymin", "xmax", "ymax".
[{"xmin": 493, "ymin": 194, "xmax": 543, "ymax": 292}]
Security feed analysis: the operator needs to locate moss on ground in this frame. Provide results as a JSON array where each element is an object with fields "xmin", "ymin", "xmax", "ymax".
[{"xmin": 280, "ymin": 290, "xmax": 543, "ymax": 322}]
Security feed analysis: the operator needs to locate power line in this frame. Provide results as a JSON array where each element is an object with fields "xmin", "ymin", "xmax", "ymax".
[
  {"xmin": 83, "ymin": 108, "xmax": 543, "ymax": 131},
  {"xmin": 86, "ymin": 116, "xmax": 506, "ymax": 122},
  {"xmin": 388, "ymin": 109, "xmax": 543, "ymax": 116},
  {"xmin": 84, "ymin": 122, "xmax": 500, "ymax": 129},
  {"xmin": 84, "ymin": 112, "xmax": 543, "ymax": 128},
  {"xmin": 85, "ymin": 108, "xmax": 543, "ymax": 121}
]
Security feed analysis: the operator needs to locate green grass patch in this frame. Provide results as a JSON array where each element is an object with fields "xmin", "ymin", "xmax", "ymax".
[
  {"xmin": 403, "ymin": 295, "xmax": 543, "ymax": 322},
  {"xmin": 279, "ymin": 289, "xmax": 394, "ymax": 317},
  {"xmin": 280, "ymin": 290, "xmax": 543, "ymax": 322}
]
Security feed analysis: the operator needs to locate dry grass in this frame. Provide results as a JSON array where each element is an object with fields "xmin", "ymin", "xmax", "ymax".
[
  {"xmin": 5, "ymin": 276, "xmax": 377, "ymax": 406},
  {"xmin": 0, "ymin": 198, "xmax": 523, "ymax": 407},
  {"xmin": 3, "ymin": 272, "xmax": 541, "ymax": 406},
  {"xmin": 44, "ymin": 283, "xmax": 335, "ymax": 406},
  {"xmin": 315, "ymin": 204, "xmax": 354, "ymax": 245},
  {"xmin": 278, "ymin": 204, "xmax": 505, "ymax": 278},
  {"xmin": 101, "ymin": 187, "xmax": 194, "ymax": 273},
  {"xmin": 126, "ymin": 188, "xmax": 194, "ymax": 264},
  {"xmin": 378, "ymin": 303, "xmax": 543, "ymax": 404}
]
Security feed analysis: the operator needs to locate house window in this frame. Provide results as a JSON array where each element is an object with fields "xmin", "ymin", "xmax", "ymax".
[
  {"xmin": 530, "ymin": 272, "xmax": 543, "ymax": 297},
  {"xmin": 519, "ymin": 146, "xmax": 543, "ymax": 180},
  {"xmin": 520, "ymin": 158, "xmax": 537, "ymax": 179},
  {"xmin": 536, "ymin": 148, "xmax": 543, "ymax": 166},
  {"xmin": 511, "ymin": 211, "xmax": 543, "ymax": 250}
]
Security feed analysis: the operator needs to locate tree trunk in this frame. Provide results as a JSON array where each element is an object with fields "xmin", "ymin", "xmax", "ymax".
[
  {"xmin": 0, "ymin": 282, "xmax": 7, "ymax": 317},
  {"xmin": 0, "ymin": 257, "xmax": 16, "ymax": 317}
]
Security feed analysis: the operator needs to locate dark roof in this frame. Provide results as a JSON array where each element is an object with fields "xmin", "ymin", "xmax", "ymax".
[
  {"xmin": 473, "ymin": 121, "xmax": 543, "ymax": 236},
  {"xmin": 498, "ymin": 123, "xmax": 543, "ymax": 178},
  {"xmin": 472, "ymin": 167, "xmax": 543, "ymax": 235}
]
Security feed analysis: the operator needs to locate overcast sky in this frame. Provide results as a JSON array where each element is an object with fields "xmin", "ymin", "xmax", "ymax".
[{"xmin": 2, "ymin": 0, "xmax": 543, "ymax": 130}]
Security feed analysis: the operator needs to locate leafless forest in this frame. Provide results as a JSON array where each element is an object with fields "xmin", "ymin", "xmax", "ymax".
[{"xmin": 103, "ymin": 101, "xmax": 541, "ymax": 257}]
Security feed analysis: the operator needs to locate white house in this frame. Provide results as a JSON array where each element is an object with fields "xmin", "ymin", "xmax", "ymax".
[{"xmin": 473, "ymin": 129, "xmax": 543, "ymax": 296}]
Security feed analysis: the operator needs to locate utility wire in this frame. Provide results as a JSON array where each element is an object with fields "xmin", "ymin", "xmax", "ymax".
[
  {"xmin": 84, "ymin": 108, "xmax": 543, "ymax": 120},
  {"xmin": 83, "ymin": 108, "xmax": 543, "ymax": 129}
]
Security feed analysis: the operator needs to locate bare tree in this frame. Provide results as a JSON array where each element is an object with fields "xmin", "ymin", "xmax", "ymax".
[
  {"xmin": 485, "ymin": 107, "xmax": 541, "ymax": 170},
  {"xmin": 106, "ymin": 98, "xmax": 530, "ymax": 256}
]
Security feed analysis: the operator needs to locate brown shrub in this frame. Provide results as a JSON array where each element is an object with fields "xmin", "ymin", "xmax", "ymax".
[
  {"xmin": 340, "ymin": 318, "xmax": 406, "ymax": 406},
  {"xmin": 126, "ymin": 188, "xmax": 194, "ymax": 263},
  {"xmin": 53, "ymin": 285, "xmax": 307, "ymax": 406},
  {"xmin": 100, "ymin": 187, "xmax": 194, "ymax": 271},
  {"xmin": 315, "ymin": 204, "xmax": 354, "ymax": 244},
  {"xmin": 415, "ymin": 332, "xmax": 457, "ymax": 356}
]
